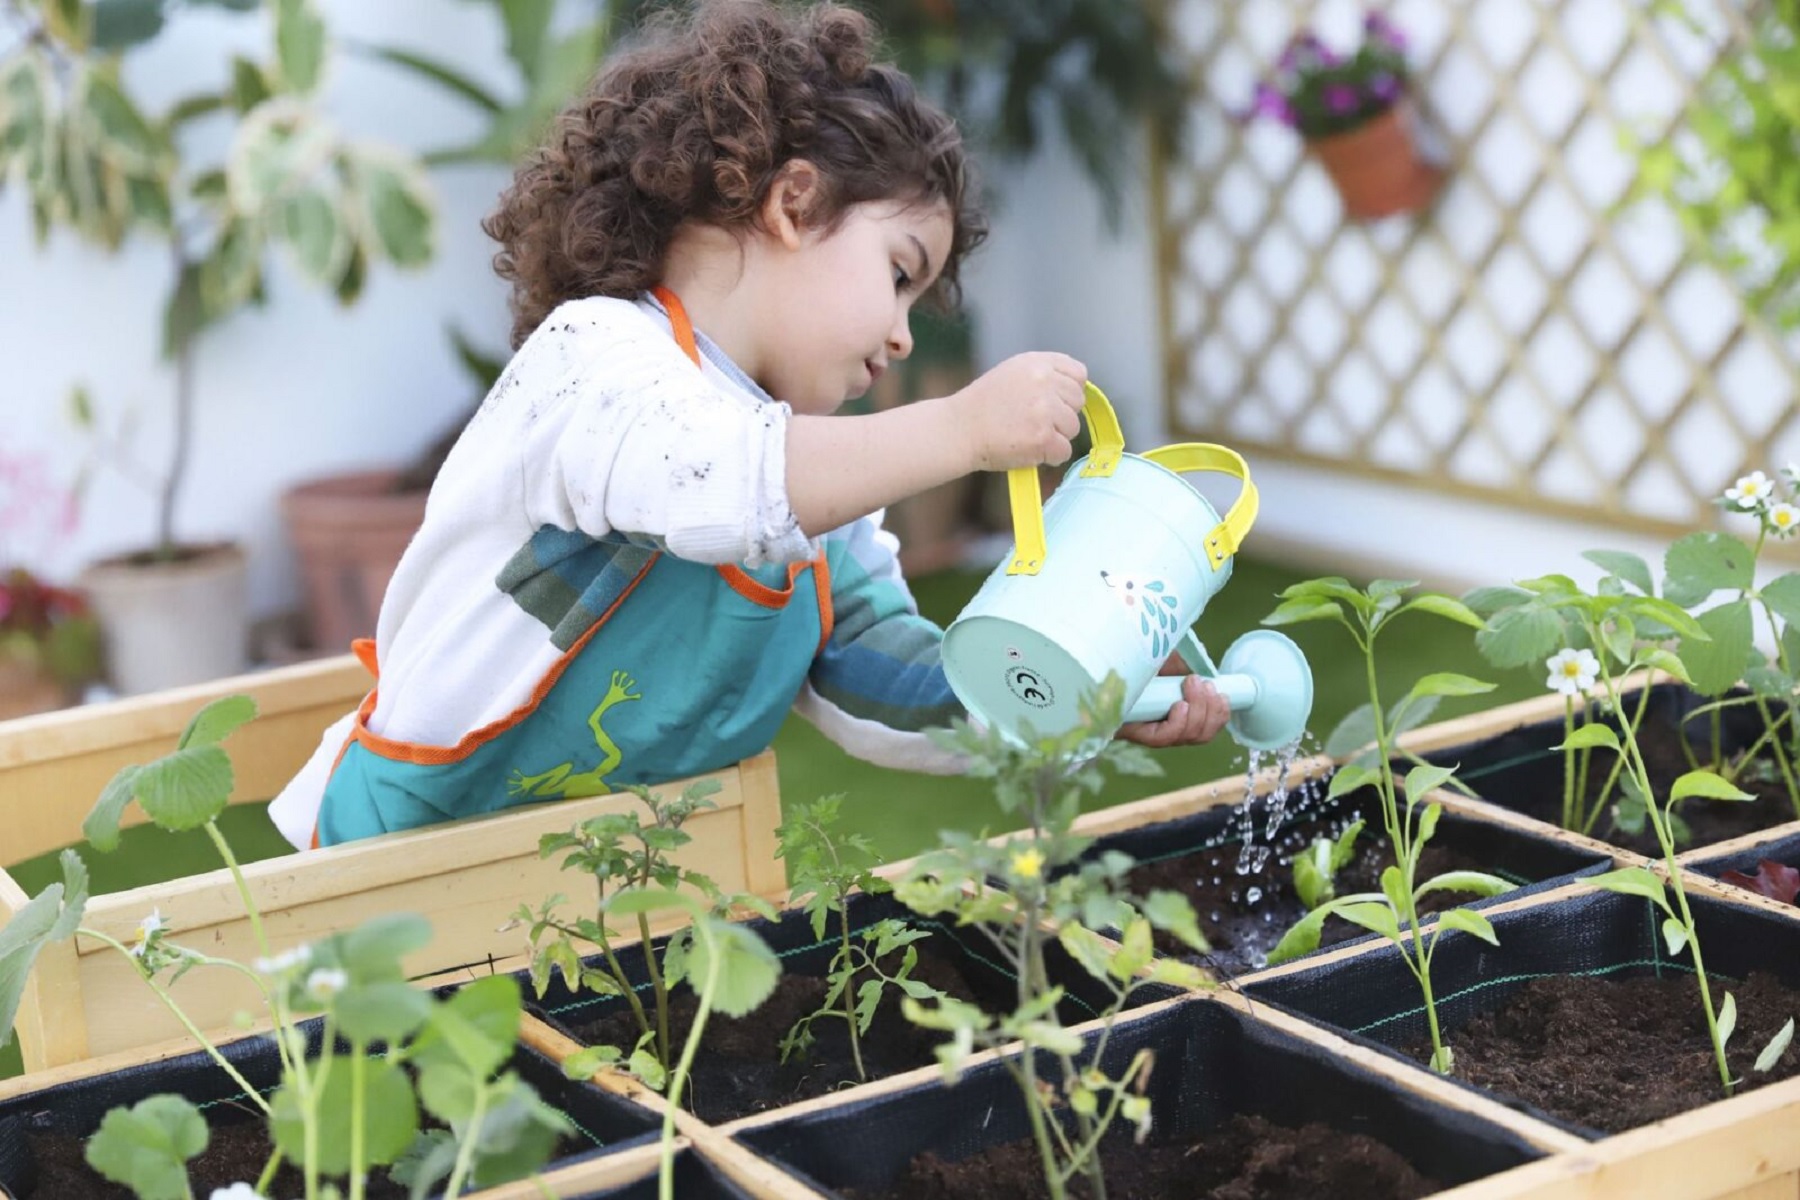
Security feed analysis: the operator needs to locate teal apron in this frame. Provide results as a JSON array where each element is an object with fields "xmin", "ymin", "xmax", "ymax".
[{"xmin": 313, "ymin": 289, "xmax": 829, "ymax": 846}]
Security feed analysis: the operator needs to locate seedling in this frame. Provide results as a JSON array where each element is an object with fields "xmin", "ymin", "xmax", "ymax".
[
  {"xmin": 1, "ymin": 696, "xmax": 569, "ymax": 1200},
  {"xmin": 1293, "ymin": 819, "xmax": 1364, "ymax": 911},
  {"xmin": 895, "ymin": 680, "xmax": 1210, "ymax": 1200},
  {"xmin": 1476, "ymin": 570, "xmax": 1793, "ymax": 1095},
  {"xmin": 1263, "ymin": 579, "xmax": 1515, "ymax": 1074},
  {"xmin": 775, "ymin": 795, "xmax": 944, "ymax": 1082}
]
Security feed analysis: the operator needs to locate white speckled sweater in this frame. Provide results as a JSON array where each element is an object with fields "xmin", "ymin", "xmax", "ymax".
[{"xmin": 269, "ymin": 294, "xmax": 965, "ymax": 849}]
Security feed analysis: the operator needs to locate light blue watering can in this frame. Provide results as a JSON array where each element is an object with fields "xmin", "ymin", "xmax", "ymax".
[{"xmin": 942, "ymin": 383, "xmax": 1314, "ymax": 750}]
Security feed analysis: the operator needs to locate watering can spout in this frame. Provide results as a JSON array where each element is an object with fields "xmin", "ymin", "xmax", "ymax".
[{"xmin": 1125, "ymin": 629, "xmax": 1314, "ymax": 751}]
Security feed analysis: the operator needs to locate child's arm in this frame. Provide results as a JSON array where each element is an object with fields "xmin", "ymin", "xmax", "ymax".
[
  {"xmin": 793, "ymin": 516, "xmax": 967, "ymax": 773},
  {"xmin": 784, "ymin": 351, "xmax": 1088, "ymax": 537}
]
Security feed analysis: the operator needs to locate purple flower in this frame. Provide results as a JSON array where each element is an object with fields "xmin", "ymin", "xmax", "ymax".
[
  {"xmin": 1368, "ymin": 72, "xmax": 1403, "ymax": 103},
  {"xmin": 1322, "ymin": 83, "xmax": 1360, "ymax": 115},
  {"xmin": 1364, "ymin": 10, "xmax": 1407, "ymax": 52},
  {"xmin": 1245, "ymin": 80, "xmax": 1297, "ymax": 125}
]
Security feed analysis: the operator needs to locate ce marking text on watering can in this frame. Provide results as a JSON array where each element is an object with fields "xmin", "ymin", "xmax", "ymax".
[{"xmin": 942, "ymin": 382, "xmax": 1314, "ymax": 750}]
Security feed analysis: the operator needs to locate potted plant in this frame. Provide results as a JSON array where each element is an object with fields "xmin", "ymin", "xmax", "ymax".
[
  {"xmin": 2, "ymin": 0, "xmax": 438, "ymax": 693},
  {"xmin": 1245, "ymin": 12, "xmax": 1445, "ymax": 221}
]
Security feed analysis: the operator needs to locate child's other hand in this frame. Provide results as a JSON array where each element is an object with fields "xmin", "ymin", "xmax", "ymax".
[
  {"xmin": 1117, "ymin": 675, "xmax": 1231, "ymax": 748},
  {"xmin": 957, "ymin": 352, "xmax": 1088, "ymax": 472}
]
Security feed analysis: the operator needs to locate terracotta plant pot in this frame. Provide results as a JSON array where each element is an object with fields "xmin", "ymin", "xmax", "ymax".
[
  {"xmin": 280, "ymin": 468, "xmax": 429, "ymax": 655},
  {"xmin": 1308, "ymin": 102, "xmax": 1445, "ymax": 220}
]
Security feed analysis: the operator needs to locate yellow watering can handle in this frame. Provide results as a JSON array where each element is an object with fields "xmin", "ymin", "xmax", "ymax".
[
  {"xmin": 1004, "ymin": 383, "xmax": 1258, "ymax": 576},
  {"xmin": 1143, "ymin": 443, "xmax": 1259, "ymax": 570},
  {"xmin": 1007, "ymin": 382, "xmax": 1125, "ymax": 575}
]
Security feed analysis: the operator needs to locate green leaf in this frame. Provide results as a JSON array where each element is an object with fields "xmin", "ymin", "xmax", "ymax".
[
  {"xmin": 1397, "ymin": 594, "xmax": 1486, "ymax": 629},
  {"xmin": 1756, "ymin": 1017, "xmax": 1795, "ymax": 1073},
  {"xmin": 688, "ymin": 916, "xmax": 780, "ymax": 1018},
  {"xmin": 1109, "ymin": 917, "xmax": 1154, "ymax": 983},
  {"xmin": 1405, "ymin": 672, "xmax": 1495, "ymax": 700},
  {"xmin": 1662, "ymin": 916, "xmax": 1689, "ymax": 957},
  {"xmin": 1664, "ymin": 532, "xmax": 1754, "ymax": 607},
  {"xmin": 1759, "ymin": 573, "xmax": 1800, "ymax": 632},
  {"xmin": 1293, "ymin": 845, "xmax": 1331, "ymax": 911},
  {"xmin": 1262, "ymin": 597, "xmax": 1344, "ymax": 628},
  {"xmin": 230, "ymin": 56, "xmax": 271, "ymax": 113},
  {"xmin": 1589, "ymin": 866, "xmax": 1670, "ymax": 910},
  {"xmin": 274, "ymin": 0, "xmax": 328, "ymax": 95},
  {"xmin": 1630, "ymin": 596, "xmax": 1709, "ymax": 640},
  {"xmin": 278, "ymin": 183, "xmax": 348, "ymax": 284},
  {"xmin": 1680, "ymin": 600, "xmax": 1754, "ymax": 697},
  {"xmin": 333, "ymin": 980, "xmax": 433, "ymax": 1044},
  {"xmin": 1462, "ymin": 585, "xmax": 1533, "ymax": 617},
  {"xmin": 1329, "ymin": 819, "xmax": 1365, "ymax": 871},
  {"xmin": 411, "ymin": 976, "xmax": 520, "ymax": 1079},
  {"xmin": 179, "ymin": 694, "xmax": 257, "ymax": 750},
  {"xmin": 1404, "ymin": 763, "xmax": 1456, "ymax": 801},
  {"xmin": 1414, "ymin": 871, "xmax": 1515, "ymax": 900},
  {"xmin": 560, "ymin": 1044, "xmax": 619, "ymax": 1079},
  {"xmin": 1145, "ymin": 958, "xmax": 1211, "ymax": 989},
  {"xmin": 1558, "ymin": 723, "xmax": 1621, "ymax": 753},
  {"xmin": 134, "ymin": 745, "xmax": 233, "ymax": 831},
  {"xmin": 355, "ymin": 153, "xmax": 435, "ymax": 267},
  {"xmin": 358, "ymin": 44, "xmax": 503, "ymax": 113},
  {"xmin": 1264, "ymin": 906, "xmax": 1330, "ymax": 966},
  {"xmin": 1379, "ymin": 866, "xmax": 1407, "ymax": 915},
  {"xmin": 84, "ymin": 765, "xmax": 142, "ymax": 853},
  {"xmin": 83, "ymin": 68, "xmax": 164, "ymax": 172},
  {"xmin": 1417, "ymin": 801, "xmax": 1442, "ymax": 846},
  {"xmin": 1334, "ymin": 900, "xmax": 1402, "ymax": 942},
  {"xmin": 1431, "ymin": 907, "xmax": 1500, "ymax": 946},
  {"xmin": 1324, "ymin": 704, "xmax": 1377, "ymax": 760},
  {"xmin": 273, "ymin": 1055, "xmax": 417, "ymax": 1172},
  {"xmin": 91, "ymin": 0, "xmax": 167, "ymax": 50},
  {"xmin": 1670, "ymin": 769, "xmax": 1755, "ymax": 803},
  {"xmin": 85, "ymin": 1095, "xmax": 208, "ymax": 1200},
  {"xmin": 1141, "ymin": 889, "xmax": 1207, "ymax": 952},
  {"xmin": 0, "ymin": 851, "xmax": 88, "ymax": 1051},
  {"xmin": 1584, "ymin": 549, "xmax": 1656, "ymax": 596},
  {"xmin": 1641, "ymin": 647, "xmax": 1694, "ymax": 685},
  {"xmin": 1476, "ymin": 605, "xmax": 1568, "ymax": 669},
  {"xmin": 497, "ymin": 0, "xmax": 556, "ymax": 77},
  {"xmin": 1718, "ymin": 990, "xmax": 1738, "ymax": 1050},
  {"xmin": 1326, "ymin": 762, "xmax": 1380, "ymax": 801},
  {"xmin": 1058, "ymin": 920, "xmax": 1114, "ymax": 981}
]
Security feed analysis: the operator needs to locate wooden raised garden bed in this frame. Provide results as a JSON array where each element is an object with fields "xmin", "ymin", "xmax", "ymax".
[
  {"xmin": 6, "ymin": 667, "xmax": 1800, "ymax": 1197},
  {"xmin": 0, "ymin": 655, "xmax": 785, "ymax": 1074}
]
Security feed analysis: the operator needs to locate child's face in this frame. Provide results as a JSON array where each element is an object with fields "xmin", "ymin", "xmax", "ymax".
[{"xmin": 751, "ymin": 197, "xmax": 955, "ymax": 415}]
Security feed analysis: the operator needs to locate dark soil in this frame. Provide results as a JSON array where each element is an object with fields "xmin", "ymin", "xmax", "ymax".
[
  {"xmin": 848, "ymin": 1113, "xmax": 1438, "ymax": 1200},
  {"xmin": 1498, "ymin": 710, "xmax": 1800, "ymax": 856},
  {"xmin": 1418, "ymin": 971, "xmax": 1800, "ymax": 1134},
  {"xmin": 1125, "ymin": 821, "xmax": 1497, "ymax": 979},
  {"xmin": 569, "ymin": 938, "xmax": 988, "ymax": 1124},
  {"xmin": 22, "ymin": 1120, "xmax": 591, "ymax": 1199}
]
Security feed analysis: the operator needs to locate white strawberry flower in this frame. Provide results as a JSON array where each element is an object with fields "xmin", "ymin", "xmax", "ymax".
[
  {"xmin": 130, "ymin": 908, "xmax": 166, "ymax": 958},
  {"xmin": 1771, "ymin": 503, "xmax": 1800, "ymax": 537},
  {"xmin": 1545, "ymin": 648, "xmax": 1600, "ymax": 696},
  {"xmin": 1725, "ymin": 470, "xmax": 1775, "ymax": 511},
  {"xmin": 305, "ymin": 967, "xmax": 349, "ymax": 1002},
  {"xmin": 252, "ymin": 943, "xmax": 314, "ymax": 975},
  {"xmin": 210, "ymin": 1185, "xmax": 265, "ymax": 1200}
]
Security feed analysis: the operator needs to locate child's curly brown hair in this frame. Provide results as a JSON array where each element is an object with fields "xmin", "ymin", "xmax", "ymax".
[{"xmin": 483, "ymin": 0, "xmax": 988, "ymax": 349}]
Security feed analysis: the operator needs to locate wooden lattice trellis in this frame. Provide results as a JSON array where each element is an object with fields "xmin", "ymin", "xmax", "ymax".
[{"xmin": 1155, "ymin": 0, "xmax": 1800, "ymax": 537}]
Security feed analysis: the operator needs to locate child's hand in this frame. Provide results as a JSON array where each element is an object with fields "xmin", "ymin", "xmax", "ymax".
[
  {"xmin": 956, "ymin": 352, "xmax": 1089, "ymax": 471},
  {"xmin": 1117, "ymin": 674, "xmax": 1231, "ymax": 749}
]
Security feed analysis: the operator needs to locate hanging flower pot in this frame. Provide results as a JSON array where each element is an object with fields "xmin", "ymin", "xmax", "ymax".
[
  {"xmin": 1306, "ymin": 100, "xmax": 1445, "ymax": 220},
  {"xmin": 1244, "ymin": 12, "xmax": 1447, "ymax": 222}
]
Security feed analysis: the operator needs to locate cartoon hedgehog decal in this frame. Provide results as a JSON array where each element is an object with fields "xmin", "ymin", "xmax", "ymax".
[{"xmin": 1100, "ymin": 569, "xmax": 1181, "ymax": 661}]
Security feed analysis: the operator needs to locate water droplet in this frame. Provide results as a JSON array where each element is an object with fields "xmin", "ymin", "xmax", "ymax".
[{"xmin": 1245, "ymin": 886, "xmax": 1263, "ymax": 904}]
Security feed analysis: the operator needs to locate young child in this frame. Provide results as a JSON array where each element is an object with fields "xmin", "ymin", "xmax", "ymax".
[{"xmin": 270, "ymin": 0, "xmax": 1229, "ymax": 849}]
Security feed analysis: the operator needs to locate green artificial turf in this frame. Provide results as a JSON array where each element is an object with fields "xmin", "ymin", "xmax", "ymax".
[{"xmin": 0, "ymin": 554, "xmax": 1547, "ymax": 1083}]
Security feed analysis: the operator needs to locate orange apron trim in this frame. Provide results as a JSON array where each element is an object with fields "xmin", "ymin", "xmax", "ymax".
[{"xmin": 812, "ymin": 553, "xmax": 833, "ymax": 653}]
